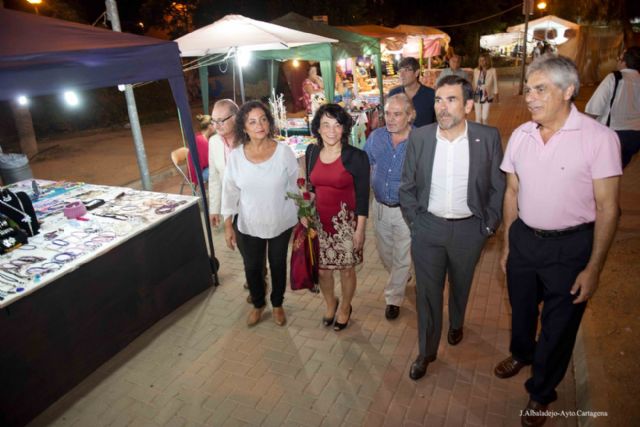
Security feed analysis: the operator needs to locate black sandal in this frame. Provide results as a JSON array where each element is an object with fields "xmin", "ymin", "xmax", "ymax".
[
  {"xmin": 333, "ymin": 305, "xmax": 352, "ymax": 331},
  {"xmin": 322, "ymin": 298, "xmax": 339, "ymax": 327}
]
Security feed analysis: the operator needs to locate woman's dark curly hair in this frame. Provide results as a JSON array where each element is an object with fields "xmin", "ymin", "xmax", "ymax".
[
  {"xmin": 234, "ymin": 100, "xmax": 276, "ymax": 144},
  {"xmin": 310, "ymin": 104, "xmax": 353, "ymax": 148}
]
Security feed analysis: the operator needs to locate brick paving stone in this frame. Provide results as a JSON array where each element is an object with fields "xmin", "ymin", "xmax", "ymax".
[
  {"xmin": 405, "ymin": 395, "xmax": 430, "ymax": 424},
  {"xmin": 382, "ymin": 402, "xmax": 408, "ymax": 426},
  {"xmin": 154, "ymin": 399, "xmax": 185, "ymax": 425},
  {"xmin": 161, "ymin": 416, "xmax": 186, "ymax": 427},
  {"xmin": 261, "ymin": 401, "xmax": 293, "ymax": 427},
  {"xmin": 286, "ymin": 407, "xmax": 325, "ymax": 427},
  {"xmin": 203, "ymin": 399, "xmax": 238, "ymax": 426}
]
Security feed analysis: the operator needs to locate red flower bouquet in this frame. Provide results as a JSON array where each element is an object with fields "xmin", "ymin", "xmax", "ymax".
[{"xmin": 287, "ymin": 178, "xmax": 319, "ymax": 292}]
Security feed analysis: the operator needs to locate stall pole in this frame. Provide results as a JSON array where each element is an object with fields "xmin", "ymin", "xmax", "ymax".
[
  {"xmin": 105, "ymin": 0, "xmax": 152, "ymax": 190},
  {"xmin": 236, "ymin": 47, "xmax": 246, "ymax": 104},
  {"xmin": 518, "ymin": 0, "xmax": 532, "ymax": 95}
]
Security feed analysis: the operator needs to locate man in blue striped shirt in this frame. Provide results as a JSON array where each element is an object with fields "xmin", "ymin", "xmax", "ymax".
[{"xmin": 364, "ymin": 93, "xmax": 415, "ymax": 320}]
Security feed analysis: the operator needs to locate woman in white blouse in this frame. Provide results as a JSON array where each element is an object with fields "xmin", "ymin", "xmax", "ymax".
[
  {"xmin": 472, "ymin": 53, "xmax": 499, "ymax": 124},
  {"xmin": 221, "ymin": 100, "xmax": 298, "ymax": 327}
]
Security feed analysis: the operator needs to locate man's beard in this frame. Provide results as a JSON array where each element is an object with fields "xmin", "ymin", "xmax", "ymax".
[{"xmin": 437, "ymin": 113, "xmax": 461, "ymax": 130}]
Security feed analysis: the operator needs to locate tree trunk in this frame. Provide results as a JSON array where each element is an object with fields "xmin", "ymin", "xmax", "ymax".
[{"xmin": 9, "ymin": 101, "xmax": 38, "ymax": 158}]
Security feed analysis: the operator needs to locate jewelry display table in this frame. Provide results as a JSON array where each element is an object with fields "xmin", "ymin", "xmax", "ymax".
[{"xmin": 0, "ymin": 181, "xmax": 213, "ymax": 426}]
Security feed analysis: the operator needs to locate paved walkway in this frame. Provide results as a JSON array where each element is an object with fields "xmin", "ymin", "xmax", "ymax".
[{"xmin": 27, "ymin": 81, "xmax": 589, "ymax": 427}]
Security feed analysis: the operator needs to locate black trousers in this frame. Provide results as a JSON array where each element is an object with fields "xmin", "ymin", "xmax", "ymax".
[
  {"xmin": 506, "ymin": 218, "xmax": 592, "ymax": 404},
  {"xmin": 236, "ymin": 226, "xmax": 293, "ymax": 309},
  {"xmin": 617, "ymin": 129, "xmax": 640, "ymax": 169},
  {"xmin": 411, "ymin": 213, "xmax": 487, "ymax": 359}
]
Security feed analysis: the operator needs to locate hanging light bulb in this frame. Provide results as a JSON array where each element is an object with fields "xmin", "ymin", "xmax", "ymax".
[
  {"xmin": 64, "ymin": 90, "xmax": 80, "ymax": 107},
  {"xmin": 17, "ymin": 95, "xmax": 29, "ymax": 106},
  {"xmin": 237, "ymin": 49, "xmax": 251, "ymax": 68}
]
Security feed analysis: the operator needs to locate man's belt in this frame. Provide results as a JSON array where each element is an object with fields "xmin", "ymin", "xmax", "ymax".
[
  {"xmin": 443, "ymin": 216, "xmax": 473, "ymax": 222},
  {"xmin": 379, "ymin": 201, "xmax": 400, "ymax": 208},
  {"xmin": 524, "ymin": 221, "xmax": 595, "ymax": 238}
]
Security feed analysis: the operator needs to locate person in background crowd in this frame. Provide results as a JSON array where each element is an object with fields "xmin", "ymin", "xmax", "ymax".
[
  {"xmin": 364, "ymin": 93, "xmax": 415, "ymax": 321},
  {"xmin": 436, "ymin": 54, "xmax": 468, "ymax": 85},
  {"xmin": 188, "ymin": 114, "xmax": 211, "ymax": 183},
  {"xmin": 496, "ymin": 56, "xmax": 621, "ymax": 427},
  {"xmin": 305, "ymin": 104, "xmax": 370, "ymax": 331},
  {"xmin": 302, "ymin": 64, "xmax": 324, "ymax": 114},
  {"xmin": 221, "ymin": 101, "xmax": 298, "ymax": 327},
  {"xmin": 208, "ymin": 99, "xmax": 239, "ymax": 228},
  {"xmin": 389, "ymin": 57, "xmax": 436, "ymax": 128},
  {"xmin": 399, "ymin": 75, "xmax": 505, "ymax": 381},
  {"xmin": 585, "ymin": 46, "xmax": 640, "ymax": 168},
  {"xmin": 472, "ymin": 53, "xmax": 499, "ymax": 125}
]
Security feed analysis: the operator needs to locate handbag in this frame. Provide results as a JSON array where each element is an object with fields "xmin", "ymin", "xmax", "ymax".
[
  {"xmin": 289, "ymin": 222, "xmax": 319, "ymax": 292},
  {"xmin": 0, "ymin": 188, "xmax": 40, "ymax": 236},
  {"xmin": 0, "ymin": 213, "xmax": 29, "ymax": 254}
]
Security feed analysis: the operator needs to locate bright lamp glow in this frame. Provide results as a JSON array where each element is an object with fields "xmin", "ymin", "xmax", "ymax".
[
  {"xmin": 237, "ymin": 50, "xmax": 251, "ymax": 68},
  {"xmin": 537, "ymin": 1, "xmax": 547, "ymax": 10},
  {"xmin": 292, "ymin": 59, "xmax": 300, "ymax": 67},
  {"xmin": 118, "ymin": 84, "xmax": 126, "ymax": 92},
  {"xmin": 64, "ymin": 90, "xmax": 80, "ymax": 107},
  {"xmin": 17, "ymin": 95, "xmax": 29, "ymax": 106},
  {"xmin": 27, "ymin": 0, "xmax": 42, "ymax": 4}
]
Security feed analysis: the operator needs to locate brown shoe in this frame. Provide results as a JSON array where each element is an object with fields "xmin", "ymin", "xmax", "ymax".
[
  {"xmin": 521, "ymin": 399, "xmax": 549, "ymax": 427},
  {"xmin": 273, "ymin": 307, "xmax": 287, "ymax": 326},
  {"xmin": 494, "ymin": 356, "xmax": 530, "ymax": 379},
  {"xmin": 247, "ymin": 307, "xmax": 264, "ymax": 327},
  {"xmin": 246, "ymin": 294, "xmax": 252, "ymax": 304}
]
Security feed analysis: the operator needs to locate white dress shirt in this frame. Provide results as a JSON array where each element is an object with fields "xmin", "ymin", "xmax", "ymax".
[
  {"xmin": 221, "ymin": 142, "xmax": 298, "ymax": 239},
  {"xmin": 585, "ymin": 69, "xmax": 640, "ymax": 131},
  {"xmin": 207, "ymin": 133, "xmax": 235, "ymax": 215},
  {"xmin": 428, "ymin": 122, "xmax": 472, "ymax": 218}
]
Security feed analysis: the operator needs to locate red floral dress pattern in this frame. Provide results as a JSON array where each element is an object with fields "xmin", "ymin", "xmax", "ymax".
[{"xmin": 310, "ymin": 156, "xmax": 362, "ymax": 270}]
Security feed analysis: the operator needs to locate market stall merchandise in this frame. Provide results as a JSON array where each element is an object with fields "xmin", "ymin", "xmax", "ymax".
[
  {"xmin": 0, "ymin": 8, "xmax": 217, "ymax": 281},
  {"xmin": 270, "ymin": 13, "xmax": 385, "ymax": 107},
  {"xmin": 0, "ymin": 180, "xmax": 212, "ymax": 426}
]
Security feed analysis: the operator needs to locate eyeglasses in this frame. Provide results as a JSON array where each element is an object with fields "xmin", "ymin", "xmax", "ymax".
[
  {"xmin": 211, "ymin": 115, "xmax": 233, "ymax": 126},
  {"xmin": 523, "ymin": 85, "xmax": 548, "ymax": 98}
]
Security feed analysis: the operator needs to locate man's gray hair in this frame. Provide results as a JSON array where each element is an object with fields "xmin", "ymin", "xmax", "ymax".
[
  {"xmin": 385, "ymin": 93, "xmax": 416, "ymax": 124},
  {"xmin": 212, "ymin": 98, "xmax": 239, "ymax": 115},
  {"xmin": 526, "ymin": 54, "xmax": 580, "ymax": 100}
]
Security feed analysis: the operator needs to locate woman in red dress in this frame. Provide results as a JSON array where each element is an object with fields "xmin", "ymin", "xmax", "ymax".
[{"xmin": 305, "ymin": 104, "xmax": 370, "ymax": 330}]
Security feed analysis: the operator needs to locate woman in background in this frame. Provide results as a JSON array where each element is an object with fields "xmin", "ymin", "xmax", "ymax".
[
  {"xmin": 302, "ymin": 64, "xmax": 324, "ymax": 113},
  {"xmin": 305, "ymin": 104, "xmax": 370, "ymax": 331},
  {"xmin": 188, "ymin": 114, "xmax": 212, "ymax": 183},
  {"xmin": 472, "ymin": 53, "xmax": 499, "ymax": 125}
]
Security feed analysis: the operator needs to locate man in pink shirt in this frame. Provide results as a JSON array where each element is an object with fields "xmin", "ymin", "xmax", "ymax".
[{"xmin": 496, "ymin": 56, "xmax": 621, "ymax": 427}]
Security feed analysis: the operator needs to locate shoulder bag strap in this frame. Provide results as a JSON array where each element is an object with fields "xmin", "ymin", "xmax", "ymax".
[{"xmin": 606, "ymin": 71, "xmax": 622, "ymax": 127}]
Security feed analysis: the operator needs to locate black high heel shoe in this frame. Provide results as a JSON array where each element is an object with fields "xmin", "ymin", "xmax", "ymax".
[
  {"xmin": 322, "ymin": 298, "xmax": 339, "ymax": 327},
  {"xmin": 333, "ymin": 305, "xmax": 352, "ymax": 331}
]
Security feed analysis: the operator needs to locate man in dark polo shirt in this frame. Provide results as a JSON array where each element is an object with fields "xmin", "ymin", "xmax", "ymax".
[{"xmin": 389, "ymin": 57, "xmax": 436, "ymax": 128}]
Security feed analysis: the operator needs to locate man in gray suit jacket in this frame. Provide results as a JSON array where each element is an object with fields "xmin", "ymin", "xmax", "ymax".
[{"xmin": 399, "ymin": 75, "xmax": 505, "ymax": 380}]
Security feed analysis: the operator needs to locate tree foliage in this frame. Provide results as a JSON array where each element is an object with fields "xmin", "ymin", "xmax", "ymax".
[{"xmin": 141, "ymin": 0, "xmax": 200, "ymax": 38}]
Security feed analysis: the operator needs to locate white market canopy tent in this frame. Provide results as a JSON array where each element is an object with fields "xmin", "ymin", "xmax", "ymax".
[
  {"xmin": 393, "ymin": 25, "xmax": 450, "ymax": 59},
  {"xmin": 175, "ymin": 14, "xmax": 337, "ymax": 106},
  {"xmin": 480, "ymin": 32, "xmax": 522, "ymax": 50},
  {"xmin": 176, "ymin": 14, "xmax": 337, "ymax": 56},
  {"xmin": 507, "ymin": 15, "xmax": 579, "ymax": 46}
]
